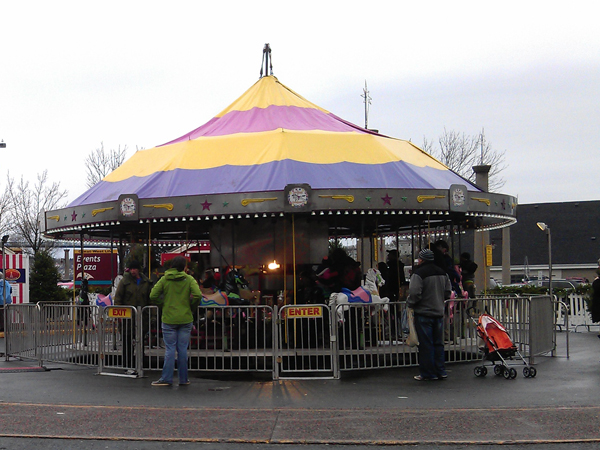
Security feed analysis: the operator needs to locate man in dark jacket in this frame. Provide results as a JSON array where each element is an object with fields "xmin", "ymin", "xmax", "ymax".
[
  {"xmin": 114, "ymin": 260, "xmax": 152, "ymax": 373},
  {"xmin": 384, "ymin": 249, "xmax": 406, "ymax": 302},
  {"xmin": 407, "ymin": 248, "xmax": 452, "ymax": 381},
  {"xmin": 591, "ymin": 261, "xmax": 600, "ymax": 325}
]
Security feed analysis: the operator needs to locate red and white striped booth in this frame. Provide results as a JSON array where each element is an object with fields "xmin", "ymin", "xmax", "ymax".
[{"xmin": 1, "ymin": 253, "xmax": 29, "ymax": 304}]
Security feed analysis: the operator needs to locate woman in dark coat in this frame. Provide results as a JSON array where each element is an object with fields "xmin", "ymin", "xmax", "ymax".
[{"xmin": 591, "ymin": 268, "xmax": 600, "ymax": 324}]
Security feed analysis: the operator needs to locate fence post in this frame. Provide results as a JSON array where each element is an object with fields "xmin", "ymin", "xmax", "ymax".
[
  {"xmin": 35, "ymin": 303, "xmax": 43, "ymax": 368},
  {"xmin": 97, "ymin": 306, "xmax": 105, "ymax": 374},
  {"xmin": 135, "ymin": 307, "xmax": 143, "ymax": 378},
  {"xmin": 330, "ymin": 304, "xmax": 339, "ymax": 379},
  {"xmin": 2, "ymin": 305, "xmax": 7, "ymax": 361},
  {"xmin": 272, "ymin": 305, "xmax": 279, "ymax": 380}
]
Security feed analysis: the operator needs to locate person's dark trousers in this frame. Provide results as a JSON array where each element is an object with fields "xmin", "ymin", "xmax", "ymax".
[
  {"xmin": 0, "ymin": 305, "xmax": 5, "ymax": 332},
  {"xmin": 414, "ymin": 314, "xmax": 447, "ymax": 379},
  {"xmin": 122, "ymin": 320, "xmax": 136, "ymax": 369}
]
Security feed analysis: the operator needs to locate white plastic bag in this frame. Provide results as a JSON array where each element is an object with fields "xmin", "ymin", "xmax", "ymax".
[{"xmin": 406, "ymin": 308, "xmax": 419, "ymax": 347}]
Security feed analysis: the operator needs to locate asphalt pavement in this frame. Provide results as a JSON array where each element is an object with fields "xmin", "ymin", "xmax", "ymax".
[{"xmin": 1, "ymin": 330, "xmax": 600, "ymax": 446}]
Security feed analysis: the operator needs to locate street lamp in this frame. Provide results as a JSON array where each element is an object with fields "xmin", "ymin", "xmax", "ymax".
[{"xmin": 536, "ymin": 222, "xmax": 552, "ymax": 298}]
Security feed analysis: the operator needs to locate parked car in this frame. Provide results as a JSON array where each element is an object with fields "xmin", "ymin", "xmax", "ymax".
[{"xmin": 527, "ymin": 279, "xmax": 578, "ymax": 290}]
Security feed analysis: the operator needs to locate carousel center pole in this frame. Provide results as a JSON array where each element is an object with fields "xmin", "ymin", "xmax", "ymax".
[
  {"xmin": 148, "ymin": 222, "xmax": 152, "ymax": 279},
  {"xmin": 292, "ymin": 214, "xmax": 297, "ymax": 305}
]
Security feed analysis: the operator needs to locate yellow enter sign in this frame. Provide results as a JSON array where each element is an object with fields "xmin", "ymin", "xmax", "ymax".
[{"xmin": 287, "ymin": 306, "xmax": 323, "ymax": 318}]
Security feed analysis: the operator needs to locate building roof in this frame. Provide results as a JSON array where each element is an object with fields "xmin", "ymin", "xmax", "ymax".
[{"xmin": 492, "ymin": 200, "xmax": 600, "ymax": 266}]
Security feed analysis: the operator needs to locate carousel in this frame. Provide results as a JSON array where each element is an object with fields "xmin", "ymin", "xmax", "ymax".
[{"xmin": 44, "ymin": 45, "xmax": 517, "ymax": 300}]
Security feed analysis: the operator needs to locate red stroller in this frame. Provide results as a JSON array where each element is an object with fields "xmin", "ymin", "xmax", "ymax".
[{"xmin": 473, "ymin": 313, "xmax": 537, "ymax": 380}]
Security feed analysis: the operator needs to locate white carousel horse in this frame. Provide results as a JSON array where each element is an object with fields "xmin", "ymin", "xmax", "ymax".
[
  {"xmin": 329, "ymin": 270, "xmax": 390, "ymax": 323},
  {"xmin": 364, "ymin": 268, "xmax": 385, "ymax": 296}
]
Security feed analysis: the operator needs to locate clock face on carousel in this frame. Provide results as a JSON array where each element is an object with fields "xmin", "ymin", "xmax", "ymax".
[
  {"xmin": 452, "ymin": 188, "xmax": 465, "ymax": 207},
  {"xmin": 120, "ymin": 197, "xmax": 136, "ymax": 217},
  {"xmin": 288, "ymin": 187, "xmax": 309, "ymax": 208}
]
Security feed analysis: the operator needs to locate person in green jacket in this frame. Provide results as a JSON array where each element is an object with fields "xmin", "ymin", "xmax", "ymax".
[{"xmin": 150, "ymin": 256, "xmax": 201, "ymax": 386}]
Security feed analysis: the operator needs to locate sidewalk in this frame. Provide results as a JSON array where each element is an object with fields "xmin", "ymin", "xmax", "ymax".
[{"xmin": 1, "ymin": 331, "xmax": 600, "ymax": 445}]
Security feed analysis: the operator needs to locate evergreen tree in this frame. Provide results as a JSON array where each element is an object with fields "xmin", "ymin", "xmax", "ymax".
[{"xmin": 30, "ymin": 250, "xmax": 67, "ymax": 303}]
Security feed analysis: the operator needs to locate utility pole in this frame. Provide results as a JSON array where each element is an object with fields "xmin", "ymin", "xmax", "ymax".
[{"xmin": 361, "ymin": 80, "xmax": 372, "ymax": 129}]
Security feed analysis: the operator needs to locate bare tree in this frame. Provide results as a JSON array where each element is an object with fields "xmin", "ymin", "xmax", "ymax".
[
  {"xmin": 0, "ymin": 179, "xmax": 13, "ymax": 239},
  {"xmin": 422, "ymin": 129, "xmax": 507, "ymax": 191},
  {"xmin": 85, "ymin": 142, "xmax": 128, "ymax": 189},
  {"xmin": 6, "ymin": 171, "xmax": 67, "ymax": 255}
]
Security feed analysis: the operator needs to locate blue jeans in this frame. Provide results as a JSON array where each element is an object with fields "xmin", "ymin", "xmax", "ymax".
[
  {"xmin": 161, "ymin": 322, "xmax": 193, "ymax": 383},
  {"xmin": 414, "ymin": 314, "xmax": 446, "ymax": 379}
]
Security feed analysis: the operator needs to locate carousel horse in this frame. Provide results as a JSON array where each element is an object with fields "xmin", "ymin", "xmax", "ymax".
[
  {"xmin": 363, "ymin": 268, "xmax": 385, "ymax": 296},
  {"xmin": 328, "ymin": 282, "xmax": 390, "ymax": 323},
  {"xmin": 222, "ymin": 268, "xmax": 261, "ymax": 305},
  {"xmin": 200, "ymin": 288, "xmax": 229, "ymax": 307},
  {"xmin": 95, "ymin": 293, "xmax": 113, "ymax": 307}
]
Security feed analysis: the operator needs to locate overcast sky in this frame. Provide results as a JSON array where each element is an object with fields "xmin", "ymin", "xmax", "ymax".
[{"xmin": 1, "ymin": 1, "xmax": 598, "ymax": 206}]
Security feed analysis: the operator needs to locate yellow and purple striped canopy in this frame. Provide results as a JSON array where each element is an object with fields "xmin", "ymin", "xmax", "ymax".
[{"xmin": 69, "ymin": 76, "xmax": 475, "ymax": 207}]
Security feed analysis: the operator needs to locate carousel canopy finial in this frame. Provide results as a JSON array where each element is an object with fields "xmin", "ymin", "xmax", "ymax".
[{"xmin": 260, "ymin": 43, "xmax": 273, "ymax": 78}]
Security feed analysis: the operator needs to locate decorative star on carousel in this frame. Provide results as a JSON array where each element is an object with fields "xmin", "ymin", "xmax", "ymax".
[
  {"xmin": 223, "ymin": 201, "xmax": 229, "ymax": 207},
  {"xmin": 71, "ymin": 211, "xmax": 77, "ymax": 221},
  {"xmin": 185, "ymin": 203, "xmax": 191, "ymax": 210},
  {"xmin": 201, "ymin": 200, "xmax": 212, "ymax": 211},
  {"xmin": 381, "ymin": 194, "xmax": 392, "ymax": 205},
  {"xmin": 365, "ymin": 196, "xmax": 371, "ymax": 202}
]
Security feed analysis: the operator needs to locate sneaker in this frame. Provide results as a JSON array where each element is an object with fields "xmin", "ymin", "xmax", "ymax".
[
  {"xmin": 439, "ymin": 374, "xmax": 448, "ymax": 379},
  {"xmin": 125, "ymin": 369, "xmax": 137, "ymax": 376},
  {"xmin": 179, "ymin": 381, "xmax": 190, "ymax": 386},
  {"xmin": 414, "ymin": 375, "xmax": 438, "ymax": 381},
  {"xmin": 151, "ymin": 379, "xmax": 172, "ymax": 386}
]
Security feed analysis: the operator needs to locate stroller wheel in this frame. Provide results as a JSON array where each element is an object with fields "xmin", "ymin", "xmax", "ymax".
[
  {"xmin": 509, "ymin": 368, "xmax": 517, "ymax": 379},
  {"xmin": 494, "ymin": 365, "xmax": 504, "ymax": 376},
  {"xmin": 503, "ymin": 367, "xmax": 512, "ymax": 380},
  {"xmin": 523, "ymin": 367, "xmax": 531, "ymax": 378},
  {"xmin": 529, "ymin": 367, "xmax": 537, "ymax": 378},
  {"xmin": 474, "ymin": 366, "xmax": 487, "ymax": 377}
]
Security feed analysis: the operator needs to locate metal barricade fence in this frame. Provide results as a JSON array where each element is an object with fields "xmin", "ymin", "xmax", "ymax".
[
  {"xmin": 5, "ymin": 303, "xmax": 101, "ymax": 367},
  {"xmin": 529, "ymin": 295, "xmax": 555, "ymax": 362},
  {"xmin": 38, "ymin": 303, "xmax": 101, "ymax": 366},
  {"xmin": 142, "ymin": 305, "xmax": 162, "ymax": 372},
  {"xmin": 335, "ymin": 302, "xmax": 417, "ymax": 371},
  {"xmin": 98, "ymin": 305, "xmax": 139, "ymax": 376},
  {"xmin": 142, "ymin": 304, "xmax": 275, "ymax": 374},
  {"xmin": 5, "ymin": 296, "xmax": 556, "ymax": 379},
  {"xmin": 275, "ymin": 304, "xmax": 334, "ymax": 379},
  {"xmin": 4, "ymin": 303, "xmax": 40, "ymax": 363},
  {"xmin": 460, "ymin": 295, "xmax": 556, "ymax": 362}
]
